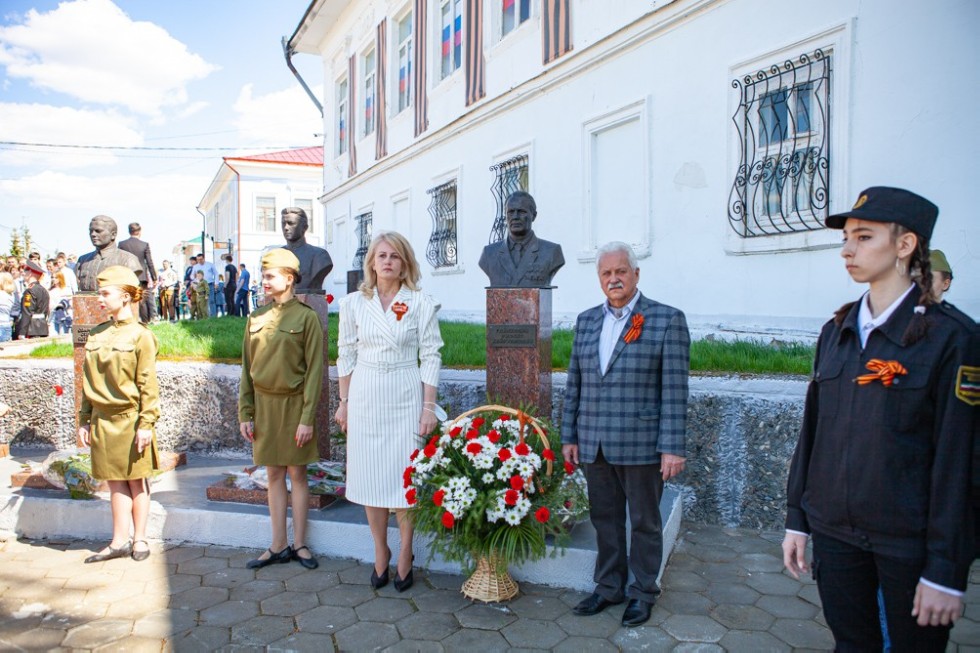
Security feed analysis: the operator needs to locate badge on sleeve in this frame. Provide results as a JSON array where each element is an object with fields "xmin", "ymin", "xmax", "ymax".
[{"xmin": 955, "ymin": 365, "xmax": 980, "ymax": 405}]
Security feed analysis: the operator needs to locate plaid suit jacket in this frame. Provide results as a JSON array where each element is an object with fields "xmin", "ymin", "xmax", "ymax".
[{"xmin": 560, "ymin": 293, "xmax": 690, "ymax": 465}]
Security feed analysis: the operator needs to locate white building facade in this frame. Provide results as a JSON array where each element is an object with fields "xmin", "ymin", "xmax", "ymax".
[
  {"xmin": 288, "ymin": 0, "xmax": 979, "ymax": 337},
  {"xmin": 198, "ymin": 147, "xmax": 326, "ymax": 287}
]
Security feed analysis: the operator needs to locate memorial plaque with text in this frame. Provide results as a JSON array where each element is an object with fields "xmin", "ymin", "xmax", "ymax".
[{"xmin": 487, "ymin": 324, "xmax": 537, "ymax": 348}]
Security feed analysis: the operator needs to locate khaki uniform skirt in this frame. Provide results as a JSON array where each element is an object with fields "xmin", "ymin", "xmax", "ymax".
[
  {"xmin": 252, "ymin": 389, "xmax": 318, "ymax": 467},
  {"xmin": 90, "ymin": 407, "xmax": 159, "ymax": 480}
]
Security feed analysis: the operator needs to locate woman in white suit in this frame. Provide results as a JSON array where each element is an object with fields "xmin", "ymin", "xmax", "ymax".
[{"xmin": 335, "ymin": 231, "xmax": 443, "ymax": 592}]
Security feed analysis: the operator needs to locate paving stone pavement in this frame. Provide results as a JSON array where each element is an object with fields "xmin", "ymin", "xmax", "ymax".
[{"xmin": 2, "ymin": 523, "xmax": 979, "ymax": 651}]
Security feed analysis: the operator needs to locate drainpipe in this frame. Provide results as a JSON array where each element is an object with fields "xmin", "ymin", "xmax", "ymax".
[{"xmin": 282, "ymin": 36, "xmax": 323, "ymax": 117}]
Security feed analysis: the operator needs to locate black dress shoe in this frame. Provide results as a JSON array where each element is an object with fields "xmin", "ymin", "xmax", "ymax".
[
  {"xmin": 246, "ymin": 545, "xmax": 292, "ymax": 569},
  {"xmin": 572, "ymin": 593, "xmax": 623, "ymax": 616},
  {"xmin": 84, "ymin": 541, "xmax": 132, "ymax": 564},
  {"xmin": 621, "ymin": 598, "xmax": 653, "ymax": 627},
  {"xmin": 292, "ymin": 545, "xmax": 319, "ymax": 570},
  {"xmin": 393, "ymin": 569, "xmax": 414, "ymax": 592},
  {"xmin": 370, "ymin": 548, "xmax": 392, "ymax": 589}
]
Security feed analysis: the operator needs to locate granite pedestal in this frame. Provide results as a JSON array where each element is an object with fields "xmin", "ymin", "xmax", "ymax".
[
  {"xmin": 71, "ymin": 294, "xmax": 108, "ymax": 444},
  {"xmin": 294, "ymin": 292, "xmax": 332, "ymax": 460},
  {"xmin": 485, "ymin": 287, "xmax": 553, "ymax": 417}
]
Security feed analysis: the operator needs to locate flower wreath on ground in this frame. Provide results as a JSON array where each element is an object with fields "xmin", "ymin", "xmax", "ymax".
[{"xmin": 404, "ymin": 405, "xmax": 589, "ymax": 573}]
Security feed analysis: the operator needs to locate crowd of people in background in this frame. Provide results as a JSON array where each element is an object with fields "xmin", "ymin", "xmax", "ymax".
[{"xmin": 0, "ymin": 245, "xmax": 258, "ymax": 344}]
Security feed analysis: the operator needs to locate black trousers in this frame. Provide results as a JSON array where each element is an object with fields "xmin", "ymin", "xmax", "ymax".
[
  {"xmin": 224, "ymin": 285, "xmax": 237, "ymax": 317},
  {"xmin": 138, "ymin": 281, "xmax": 155, "ymax": 323},
  {"xmin": 236, "ymin": 290, "xmax": 250, "ymax": 316},
  {"xmin": 585, "ymin": 448, "xmax": 664, "ymax": 603},
  {"xmin": 811, "ymin": 530, "xmax": 951, "ymax": 652}
]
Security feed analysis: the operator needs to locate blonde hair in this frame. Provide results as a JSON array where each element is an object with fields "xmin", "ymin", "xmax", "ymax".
[
  {"xmin": 0, "ymin": 272, "xmax": 13, "ymax": 293},
  {"xmin": 359, "ymin": 231, "xmax": 422, "ymax": 297}
]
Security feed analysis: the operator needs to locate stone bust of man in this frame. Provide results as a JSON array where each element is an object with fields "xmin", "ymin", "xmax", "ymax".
[
  {"xmin": 76, "ymin": 215, "xmax": 144, "ymax": 291},
  {"xmin": 478, "ymin": 191, "xmax": 565, "ymax": 288},
  {"xmin": 281, "ymin": 207, "xmax": 333, "ymax": 293}
]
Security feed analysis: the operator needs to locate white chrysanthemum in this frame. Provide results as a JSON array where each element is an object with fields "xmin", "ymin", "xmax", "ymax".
[
  {"xmin": 481, "ymin": 473, "xmax": 495, "ymax": 484},
  {"xmin": 504, "ymin": 510, "xmax": 522, "ymax": 526}
]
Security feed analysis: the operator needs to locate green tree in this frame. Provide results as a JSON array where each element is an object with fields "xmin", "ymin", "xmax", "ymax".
[
  {"xmin": 7, "ymin": 228, "xmax": 23, "ymax": 258},
  {"xmin": 21, "ymin": 226, "xmax": 34, "ymax": 255}
]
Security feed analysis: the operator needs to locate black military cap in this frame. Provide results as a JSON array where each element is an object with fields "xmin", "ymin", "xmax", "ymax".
[{"xmin": 826, "ymin": 186, "xmax": 938, "ymax": 241}]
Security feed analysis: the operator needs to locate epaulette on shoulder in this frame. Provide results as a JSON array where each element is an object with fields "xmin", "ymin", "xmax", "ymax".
[{"xmin": 936, "ymin": 301, "xmax": 978, "ymax": 331}]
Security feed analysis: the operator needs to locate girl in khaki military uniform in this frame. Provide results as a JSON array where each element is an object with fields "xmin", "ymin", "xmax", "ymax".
[
  {"xmin": 79, "ymin": 266, "xmax": 160, "ymax": 563},
  {"xmin": 239, "ymin": 249, "xmax": 324, "ymax": 570}
]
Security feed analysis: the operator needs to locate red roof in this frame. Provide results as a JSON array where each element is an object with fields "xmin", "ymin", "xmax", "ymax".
[{"xmin": 226, "ymin": 146, "xmax": 323, "ymax": 167}]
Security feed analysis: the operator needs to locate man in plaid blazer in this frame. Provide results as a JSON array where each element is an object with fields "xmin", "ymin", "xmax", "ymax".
[{"xmin": 561, "ymin": 241, "xmax": 690, "ymax": 627}]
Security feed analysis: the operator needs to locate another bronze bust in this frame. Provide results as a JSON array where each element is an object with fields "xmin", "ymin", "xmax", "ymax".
[
  {"xmin": 478, "ymin": 191, "xmax": 565, "ymax": 287},
  {"xmin": 281, "ymin": 207, "xmax": 333, "ymax": 293},
  {"xmin": 76, "ymin": 216, "xmax": 144, "ymax": 292}
]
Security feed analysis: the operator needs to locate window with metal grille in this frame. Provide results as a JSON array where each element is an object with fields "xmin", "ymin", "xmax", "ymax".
[
  {"xmin": 426, "ymin": 180, "xmax": 458, "ymax": 268},
  {"xmin": 488, "ymin": 154, "xmax": 528, "ymax": 243},
  {"xmin": 728, "ymin": 49, "xmax": 831, "ymax": 237},
  {"xmin": 255, "ymin": 196, "xmax": 276, "ymax": 232},
  {"xmin": 352, "ymin": 212, "xmax": 373, "ymax": 270}
]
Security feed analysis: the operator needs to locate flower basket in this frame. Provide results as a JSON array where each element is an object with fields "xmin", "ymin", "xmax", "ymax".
[{"xmin": 405, "ymin": 404, "xmax": 586, "ymax": 602}]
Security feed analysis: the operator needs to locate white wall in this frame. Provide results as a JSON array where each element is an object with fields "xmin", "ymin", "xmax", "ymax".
[{"xmin": 309, "ymin": 0, "xmax": 980, "ymax": 332}]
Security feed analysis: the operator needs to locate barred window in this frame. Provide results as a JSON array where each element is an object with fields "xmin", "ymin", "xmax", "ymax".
[
  {"xmin": 488, "ymin": 154, "xmax": 528, "ymax": 243},
  {"xmin": 728, "ymin": 49, "xmax": 831, "ymax": 237},
  {"xmin": 352, "ymin": 212, "xmax": 373, "ymax": 270},
  {"xmin": 255, "ymin": 196, "xmax": 276, "ymax": 232},
  {"xmin": 426, "ymin": 180, "xmax": 458, "ymax": 268}
]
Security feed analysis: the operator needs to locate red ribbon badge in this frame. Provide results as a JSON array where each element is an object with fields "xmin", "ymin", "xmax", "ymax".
[
  {"xmin": 392, "ymin": 302, "xmax": 408, "ymax": 321},
  {"xmin": 855, "ymin": 359, "xmax": 908, "ymax": 387},
  {"xmin": 623, "ymin": 313, "xmax": 644, "ymax": 344}
]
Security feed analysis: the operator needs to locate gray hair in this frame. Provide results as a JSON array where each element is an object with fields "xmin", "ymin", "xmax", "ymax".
[{"xmin": 595, "ymin": 242, "xmax": 638, "ymax": 271}]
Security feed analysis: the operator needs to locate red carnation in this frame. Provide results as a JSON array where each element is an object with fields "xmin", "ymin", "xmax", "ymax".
[
  {"xmin": 326, "ymin": 294, "xmax": 335, "ymax": 304},
  {"xmin": 471, "ymin": 417, "xmax": 485, "ymax": 428},
  {"xmin": 542, "ymin": 449, "xmax": 555, "ymax": 461},
  {"xmin": 449, "ymin": 426, "xmax": 463, "ymax": 437},
  {"xmin": 535, "ymin": 507, "xmax": 550, "ymax": 523},
  {"xmin": 466, "ymin": 442, "xmax": 483, "ymax": 455},
  {"xmin": 433, "ymin": 489, "xmax": 446, "ymax": 507},
  {"xmin": 515, "ymin": 442, "xmax": 530, "ymax": 456},
  {"xmin": 564, "ymin": 461, "xmax": 575, "ymax": 475},
  {"xmin": 405, "ymin": 488, "xmax": 417, "ymax": 505},
  {"xmin": 53, "ymin": 385, "xmax": 64, "ymax": 397},
  {"xmin": 499, "ymin": 414, "xmax": 510, "ymax": 421},
  {"xmin": 442, "ymin": 511, "xmax": 455, "ymax": 528},
  {"xmin": 466, "ymin": 428, "xmax": 479, "ymax": 440},
  {"xmin": 423, "ymin": 443, "xmax": 437, "ymax": 458},
  {"xmin": 410, "ymin": 448, "xmax": 420, "ymax": 461},
  {"xmin": 428, "ymin": 435, "xmax": 440, "ymax": 447},
  {"xmin": 487, "ymin": 429, "xmax": 501, "ymax": 444},
  {"xmin": 510, "ymin": 476, "xmax": 524, "ymax": 491},
  {"xmin": 402, "ymin": 466, "xmax": 415, "ymax": 488},
  {"xmin": 498, "ymin": 448, "xmax": 512, "ymax": 462},
  {"xmin": 505, "ymin": 489, "xmax": 519, "ymax": 506}
]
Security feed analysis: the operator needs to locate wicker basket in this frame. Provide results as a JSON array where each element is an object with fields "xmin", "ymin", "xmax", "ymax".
[
  {"xmin": 450, "ymin": 405, "xmax": 553, "ymax": 602},
  {"xmin": 461, "ymin": 552, "xmax": 520, "ymax": 603}
]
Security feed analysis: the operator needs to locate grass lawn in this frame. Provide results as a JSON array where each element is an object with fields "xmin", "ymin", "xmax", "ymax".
[{"xmin": 29, "ymin": 316, "xmax": 815, "ymax": 375}]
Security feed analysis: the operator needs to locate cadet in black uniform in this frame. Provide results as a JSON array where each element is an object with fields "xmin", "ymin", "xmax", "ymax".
[
  {"xmin": 15, "ymin": 260, "xmax": 49, "ymax": 339},
  {"xmin": 783, "ymin": 187, "xmax": 978, "ymax": 651}
]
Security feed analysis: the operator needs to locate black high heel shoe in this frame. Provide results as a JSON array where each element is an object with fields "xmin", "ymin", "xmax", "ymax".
[
  {"xmin": 370, "ymin": 548, "xmax": 392, "ymax": 589},
  {"xmin": 394, "ymin": 554, "xmax": 415, "ymax": 592}
]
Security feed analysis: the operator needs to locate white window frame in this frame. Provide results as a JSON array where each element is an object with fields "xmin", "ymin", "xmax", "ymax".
[
  {"xmin": 255, "ymin": 196, "xmax": 277, "ymax": 233},
  {"xmin": 362, "ymin": 46, "xmax": 377, "ymax": 138},
  {"xmin": 336, "ymin": 76, "xmax": 349, "ymax": 157},
  {"xmin": 725, "ymin": 21, "xmax": 853, "ymax": 256},
  {"xmin": 393, "ymin": 8, "xmax": 413, "ymax": 114},
  {"xmin": 579, "ymin": 99, "xmax": 651, "ymax": 263},
  {"xmin": 437, "ymin": 0, "xmax": 464, "ymax": 82},
  {"xmin": 293, "ymin": 198, "xmax": 315, "ymax": 234},
  {"xmin": 499, "ymin": 0, "xmax": 532, "ymax": 41}
]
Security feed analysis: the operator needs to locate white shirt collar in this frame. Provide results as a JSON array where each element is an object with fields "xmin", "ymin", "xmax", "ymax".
[
  {"xmin": 856, "ymin": 284, "xmax": 915, "ymax": 347},
  {"xmin": 602, "ymin": 290, "xmax": 640, "ymax": 320}
]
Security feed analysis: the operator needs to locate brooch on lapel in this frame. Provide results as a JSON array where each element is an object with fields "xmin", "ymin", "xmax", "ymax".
[
  {"xmin": 392, "ymin": 301, "xmax": 409, "ymax": 321},
  {"xmin": 623, "ymin": 313, "xmax": 644, "ymax": 344},
  {"xmin": 855, "ymin": 359, "xmax": 907, "ymax": 387}
]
